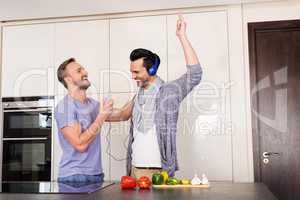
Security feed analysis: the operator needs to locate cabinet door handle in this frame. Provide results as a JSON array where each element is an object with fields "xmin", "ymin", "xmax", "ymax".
[
  {"xmin": 3, "ymin": 137, "xmax": 48, "ymax": 141},
  {"xmin": 3, "ymin": 108, "xmax": 51, "ymax": 112}
]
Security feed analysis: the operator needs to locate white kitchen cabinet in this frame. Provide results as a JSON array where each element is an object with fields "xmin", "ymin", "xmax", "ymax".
[
  {"xmin": 176, "ymin": 89, "xmax": 232, "ymax": 180},
  {"xmin": 167, "ymin": 12, "xmax": 232, "ymax": 180},
  {"xmin": 167, "ymin": 12, "xmax": 229, "ymax": 89},
  {"xmin": 109, "ymin": 15, "xmax": 168, "ymax": 93},
  {"xmin": 108, "ymin": 92, "xmax": 135, "ymax": 180},
  {"xmin": 2, "ymin": 24, "xmax": 55, "ymax": 97},
  {"xmin": 54, "ymin": 20, "xmax": 110, "ymax": 95}
]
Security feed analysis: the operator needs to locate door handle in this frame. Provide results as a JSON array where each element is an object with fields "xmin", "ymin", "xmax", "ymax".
[{"xmin": 262, "ymin": 151, "xmax": 280, "ymax": 158}]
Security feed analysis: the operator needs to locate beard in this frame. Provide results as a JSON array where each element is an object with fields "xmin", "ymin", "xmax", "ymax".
[
  {"xmin": 136, "ymin": 80, "xmax": 143, "ymax": 87},
  {"xmin": 75, "ymin": 79, "xmax": 91, "ymax": 90},
  {"xmin": 136, "ymin": 80, "xmax": 149, "ymax": 88}
]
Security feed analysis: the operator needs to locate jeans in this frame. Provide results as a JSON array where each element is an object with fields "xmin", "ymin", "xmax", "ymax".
[{"xmin": 58, "ymin": 173, "xmax": 104, "ymax": 184}]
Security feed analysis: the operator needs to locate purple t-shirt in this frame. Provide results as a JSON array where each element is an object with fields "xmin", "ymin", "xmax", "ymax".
[{"xmin": 54, "ymin": 95, "xmax": 102, "ymax": 178}]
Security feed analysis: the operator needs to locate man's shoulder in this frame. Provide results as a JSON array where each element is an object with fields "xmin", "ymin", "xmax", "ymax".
[
  {"xmin": 88, "ymin": 97, "xmax": 99, "ymax": 103},
  {"xmin": 159, "ymin": 82, "xmax": 181, "ymax": 96},
  {"xmin": 88, "ymin": 97, "xmax": 100, "ymax": 108},
  {"xmin": 54, "ymin": 95, "xmax": 75, "ymax": 114},
  {"xmin": 157, "ymin": 83, "xmax": 180, "ymax": 108}
]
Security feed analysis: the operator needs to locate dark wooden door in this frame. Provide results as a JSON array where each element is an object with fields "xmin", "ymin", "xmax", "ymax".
[{"xmin": 249, "ymin": 20, "xmax": 300, "ymax": 200}]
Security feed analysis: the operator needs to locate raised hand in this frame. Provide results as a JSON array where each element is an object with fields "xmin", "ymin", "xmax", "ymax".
[
  {"xmin": 175, "ymin": 13, "xmax": 199, "ymax": 65},
  {"xmin": 99, "ymin": 98, "xmax": 113, "ymax": 119},
  {"xmin": 176, "ymin": 14, "xmax": 187, "ymax": 38}
]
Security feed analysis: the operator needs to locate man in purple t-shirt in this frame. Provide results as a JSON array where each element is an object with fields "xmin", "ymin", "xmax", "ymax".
[{"xmin": 54, "ymin": 58, "xmax": 113, "ymax": 183}]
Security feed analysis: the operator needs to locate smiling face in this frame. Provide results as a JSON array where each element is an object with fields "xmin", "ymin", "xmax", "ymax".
[
  {"xmin": 130, "ymin": 58, "xmax": 150, "ymax": 87},
  {"xmin": 64, "ymin": 62, "xmax": 91, "ymax": 90}
]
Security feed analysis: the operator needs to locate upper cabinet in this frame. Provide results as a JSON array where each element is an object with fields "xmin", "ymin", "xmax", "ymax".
[
  {"xmin": 2, "ymin": 12, "xmax": 228, "ymax": 96},
  {"xmin": 1, "ymin": 20, "xmax": 110, "ymax": 97},
  {"xmin": 109, "ymin": 15, "xmax": 168, "ymax": 93},
  {"xmin": 167, "ymin": 12, "xmax": 229, "ymax": 89},
  {"xmin": 54, "ymin": 20, "xmax": 109, "ymax": 95},
  {"xmin": 2, "ymin": 24, "xmax": 55, "ymax": 97}
]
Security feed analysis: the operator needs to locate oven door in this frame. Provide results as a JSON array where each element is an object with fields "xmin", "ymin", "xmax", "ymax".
[
  {"xmin": 3, "ymin": 108, "xmax": 52, "ymax": 138},
  {"xmin": 2, "ymin": 137, "xmax": 51, "ymax": 181}
]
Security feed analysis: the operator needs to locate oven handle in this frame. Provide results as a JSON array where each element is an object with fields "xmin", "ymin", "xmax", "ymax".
[
  {"xmin": 3, "ymin": 108, "xmax": 51, "ymax": 113},
  {"xmin": 2, "ymin": 137, "xmax": 48, "ymax": 141}
]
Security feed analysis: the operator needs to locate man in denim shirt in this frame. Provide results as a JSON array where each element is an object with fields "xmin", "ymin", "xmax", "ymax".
[{"xmin": 107, "ymin": 15, "xmax": 202, "ymax": 178}]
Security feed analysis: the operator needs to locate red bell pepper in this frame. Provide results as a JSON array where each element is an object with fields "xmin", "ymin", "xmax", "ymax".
[
  {"xmin": 120, "ymin": 176, "xmax": 136, "ymax": 189},
  {"xmin": 138, "ymin": 176, "xmax": 151, "ymax": 189}
]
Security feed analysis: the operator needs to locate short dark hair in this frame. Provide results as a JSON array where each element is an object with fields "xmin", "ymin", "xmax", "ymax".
[
  {"xmin": 57, "ymin": 58, "xmax": 75, "ymax": 89},
  {"xmin": 130, "ymin": 48, "xmax": 160, "ymax": 71}
]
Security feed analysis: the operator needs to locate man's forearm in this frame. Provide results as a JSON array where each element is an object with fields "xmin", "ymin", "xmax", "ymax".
[
  {"xmin": 77, "ymin": 115, "xmax": 106, "ymax": 150},
  {"xmin": 178, "ymin": 35, "xmax": 199, "ymax": 65},
  {"xmin": 105, "ymin": 108, "xmax": 124, "ymax": 122},
  {"xmin": 106, "ymin": 100, "xmax": 133, "ymax": 122}
]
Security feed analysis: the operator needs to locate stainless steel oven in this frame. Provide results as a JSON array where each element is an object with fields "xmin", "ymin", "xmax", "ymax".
[{"xmin": 0, "ymin": 96, "xmax": 54, "ymax": 181}]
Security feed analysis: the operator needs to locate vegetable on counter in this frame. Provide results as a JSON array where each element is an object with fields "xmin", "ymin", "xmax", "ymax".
[
  {"xmin": 166, "ymin": 177, "xmax": 180, "ymax": 185},
  {"xmin": 120, "ymin": 176, "xmax": 136, "ymax": 189},
  {"xmin": 181, "ymin": 179, "xmax": 191, "ymax": 185},
  {"xmin": 201, "ymin": 174, "xmax": 209, "ymax": 184},
  {"xmin": 152, "ymin": 173, "xmax": 164, "ymax": 185},
  {"xmin": 138, "ymin": 176, "xmax": 151, "ymax": 189},
  {"xmin": 160, "ymin": 171, "xmax": 169, "ymax": 184},
  {"xmin": 191, "ymin": 174, "xmax": 202, "ymax": 185},
  {"xmin": 151, "ymin": 173, "xmax": 209, "ymax": 188}
]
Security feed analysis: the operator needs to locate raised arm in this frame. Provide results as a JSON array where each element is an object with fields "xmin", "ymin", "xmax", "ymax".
[
  {"xmin": 176, "ymin": 14, "xmax": 199, "ymax": 65},
  {"xmin": 165, "ymin": 15, "xmax": 202, "ymax": 102}
]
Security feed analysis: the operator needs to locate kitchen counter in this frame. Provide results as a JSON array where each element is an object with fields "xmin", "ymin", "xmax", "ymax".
[{"xmin": 0, "ymin": 182, "xmax": 277, "ymax": 200}]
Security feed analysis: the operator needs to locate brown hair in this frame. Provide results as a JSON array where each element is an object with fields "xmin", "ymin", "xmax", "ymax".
[{"xmin": 57, "ymin": 58, "xmax": 75, "ymax": 89}]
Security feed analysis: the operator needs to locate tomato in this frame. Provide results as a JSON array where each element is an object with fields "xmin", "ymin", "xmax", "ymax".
[
  {"xmin": 120, "ymin": 176, "xmax": 136, "ymax": 189},
  {"xmin": 138, "ymin": 176, "xmax": 151, "ymax": 189}
]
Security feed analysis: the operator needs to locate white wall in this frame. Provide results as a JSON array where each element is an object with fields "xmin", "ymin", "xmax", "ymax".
[{"xmin": 0, "ymin": 0, "xmax": 278, "ymax": 21}]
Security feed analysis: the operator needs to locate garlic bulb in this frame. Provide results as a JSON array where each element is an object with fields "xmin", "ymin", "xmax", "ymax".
[
  {"xmin": 201, "ymin": 174, "xmax": 209, "ymax": 184},
  {"xmin": 191, "ymin": 174, "xmax": 202, "ymax": 185}
]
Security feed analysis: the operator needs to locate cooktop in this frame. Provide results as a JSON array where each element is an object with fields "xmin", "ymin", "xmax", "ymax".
[{"xmin": 0, "ymin": 181, "xmax": 114, "ymax": 194}]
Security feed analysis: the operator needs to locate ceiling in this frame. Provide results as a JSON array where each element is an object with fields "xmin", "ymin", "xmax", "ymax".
[{"xmin": 0, "ymin": 0, "xmax": 278, "ymax": 22}]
